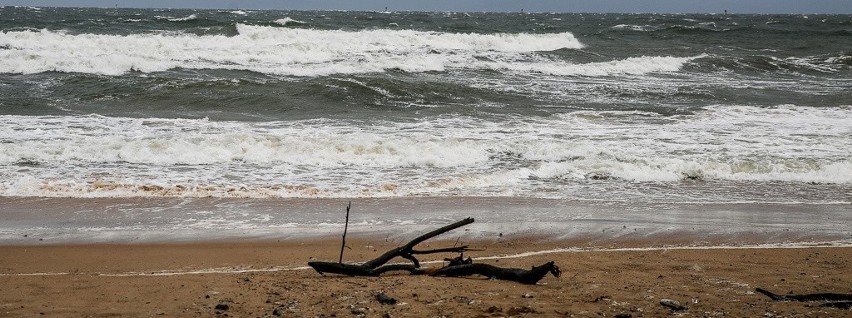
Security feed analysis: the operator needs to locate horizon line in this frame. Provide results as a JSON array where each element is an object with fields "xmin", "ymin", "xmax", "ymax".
[{"xmin": 4, "ymin": 5, "xmax": 850, "ymax": 15}]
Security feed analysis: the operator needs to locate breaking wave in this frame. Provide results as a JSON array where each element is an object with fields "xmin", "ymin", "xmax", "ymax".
[
  {"xmin": 1, "ymin": 105, "xmax": 849, "ymax": 198},
  {"xmin": 697, "ymin": 53, "xmax": 852, "ymax": 74},
  {"xmin": 0, "ymin": 26, "xmax": 586, "ymax": 76},
  {"xmin": 161, "ymin": 14, "xmax": 198, "ymax": 22},
  {"xmin": 491, "ymin": 55, "xmax": 702, "ymax": 76},
  {"xmin": 273, "ymin": 17, "xmax": 305, "ymax": 26}
]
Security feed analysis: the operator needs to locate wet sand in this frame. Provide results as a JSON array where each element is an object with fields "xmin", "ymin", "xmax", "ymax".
[
  {"xmin": 3, "ymin": 197, "xmax": 851, "ymax": 244},
  {"xmin": 1, "ymin": 237, "xmax": 850, "ymax": 317}
]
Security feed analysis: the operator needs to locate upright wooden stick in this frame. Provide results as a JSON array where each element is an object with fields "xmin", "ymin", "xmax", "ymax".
[{"xmin": 338, "ymin": 201, "xmax": 351, "ymax": 264}]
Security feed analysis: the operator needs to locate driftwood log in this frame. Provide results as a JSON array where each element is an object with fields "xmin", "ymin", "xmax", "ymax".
[
  {"xmin": 430, "ymin": 261, "xmax": 561, "ymax": 285},
  {"xmin": 756, "ymin": 288, "xmax": 852, "ymax": 309},
  {"xmin": 308, "ymin": 218, "xmax": 474, "ymax": 276},
  {"xmin": 308, "ymin": 215, "xmax": 562, "ymax": 284}
]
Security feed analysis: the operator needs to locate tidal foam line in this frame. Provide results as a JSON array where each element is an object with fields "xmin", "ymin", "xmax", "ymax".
[{"xmin": 2, "ymin": 240, "xmax": 848, "ymax": 277}]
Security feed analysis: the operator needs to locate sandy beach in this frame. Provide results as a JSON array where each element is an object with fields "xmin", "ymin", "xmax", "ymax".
[
  {"xmin": 2, "ymin": 236, "xmax": 850, "ymax": 317},
  {"xmin": 2, "ymin": 198, "xmax": 850, "ymax": 317}
]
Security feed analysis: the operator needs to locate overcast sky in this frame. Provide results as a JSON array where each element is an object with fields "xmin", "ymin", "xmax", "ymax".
[{"xmin": 3, "ymin": 0, "xmax": 851, "ymax": 14}]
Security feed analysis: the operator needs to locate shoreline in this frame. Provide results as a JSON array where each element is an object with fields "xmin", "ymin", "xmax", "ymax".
[{"xmin": 3, "ymin": 196, "xmax": 850, "ymax": 245}]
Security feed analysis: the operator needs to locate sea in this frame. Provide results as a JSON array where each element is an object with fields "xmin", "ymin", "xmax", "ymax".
[{"xmin": 1, "ymin": 7, "xmax": 850, "ymax": 244}]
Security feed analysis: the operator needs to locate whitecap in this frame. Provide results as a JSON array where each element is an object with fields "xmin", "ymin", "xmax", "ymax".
[
  {"xmin": 0, "ymin": 27, "xmax": 585, "ymax": 76},
  {"xmin": 167, "ymin": 14, "xmax": 197, "ymax": 22},
  {"xmin": 273, "ymin": 17, "xmax": 305, "ymax": 26}
]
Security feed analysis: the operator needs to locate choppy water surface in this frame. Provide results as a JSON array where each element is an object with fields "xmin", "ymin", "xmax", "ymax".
[{"xmin": 1, "ymin": 7, "xmax": 850, "ymax": 204}]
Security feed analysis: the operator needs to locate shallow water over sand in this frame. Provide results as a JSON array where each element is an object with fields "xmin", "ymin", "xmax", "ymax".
[{"xmin": 1, "ymin": 197, "xmax": 849, "ymax": 244}]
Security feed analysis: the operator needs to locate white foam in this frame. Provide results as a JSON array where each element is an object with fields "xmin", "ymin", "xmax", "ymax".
[
  {"xmin": 611, "ymin": 24, "xmax": 657, "ymax": 32},
  {"xmin": 0, "ymin": 27, "xmax": 585, "ymax": 76},
  {"xmin": 273, "ymin": 17, "xmax": 305, "ymax": 26},
  {"xmin": 485, "ymin": 55, "xmax": 702, "ymax": 76},
  {"xmin": 166, "ymin": 14, "xmax": 197, "ymax": 22},
  {"xmin": 1, "ymin": 104, "xmax": 850, "ymax": 199},
  {"xmin": 476, "ymin": 241, "xmax": 852, "ymax": 260},
  {"xmin": 0, "ymin": 116, "xmax": 489, "ymax": 167}
]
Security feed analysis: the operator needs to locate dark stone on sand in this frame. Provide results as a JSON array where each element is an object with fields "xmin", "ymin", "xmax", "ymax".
[
  {"xmin": 272, "ymin": 307, "xmax": 284, "ymax": 316},
  {"xmin": 506, "ymin": 306, "xmax": 537, "ymax": 315},
  {"xmin": 376, "ymin": 292, "xmax": 397, "ymax": 305},
  {"xmin": 660, "ymin": 299, "xmax": 687, "ymax": 311},
  {"xmin": 592, "ymin": 295, "xmax": 611, "ymax": 302},
  {"xmin": 615, "ymin": 313, "xmax": 633, "ymax": 318},
  {"xmin": 215, "ymin": 303, "xmax": 230, "ymax": 311}
]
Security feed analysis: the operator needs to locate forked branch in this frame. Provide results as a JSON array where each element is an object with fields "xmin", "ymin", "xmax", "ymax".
[{"xmin": 308, "ymin": 218, "xmax": 474, "ymax": 276}]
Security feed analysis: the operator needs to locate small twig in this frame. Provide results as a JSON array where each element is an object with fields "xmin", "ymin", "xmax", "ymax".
[
  {"xmin": 756, "ymin": 288, "xmax": 852, "ymax": 302},
  {"xmin": 339, "ymin": 201, "xmax": 351, "ymax": 264}
]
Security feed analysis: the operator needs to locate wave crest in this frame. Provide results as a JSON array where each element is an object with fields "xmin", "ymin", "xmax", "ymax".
[
  {"xmin": 696, "ymin": 53, "xmax": 851, "ymax": 74},
  {"xmin": 491, "ymin": 55, "xmax": 703, "ymax": 76},
  {"xmin": 0, "ymin": 27, "xmax": 585, "ymax": 76},
  {"xmin": 273, "ymin": 17, "xmax": 305, "ymax": 26}
]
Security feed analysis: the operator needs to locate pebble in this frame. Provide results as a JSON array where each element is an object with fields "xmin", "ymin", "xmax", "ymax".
[{"xmin": 660, "ymin": 299, "xmax": 687, "ymax": 311}]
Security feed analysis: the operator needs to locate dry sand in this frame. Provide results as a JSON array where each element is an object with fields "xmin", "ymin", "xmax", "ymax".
[{"xmin": 1, "ymin": 236, "xmax": 850, "ymax": 317}]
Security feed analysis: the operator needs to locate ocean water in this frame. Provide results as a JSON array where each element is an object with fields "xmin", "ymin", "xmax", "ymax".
[{"xmin": 1, "ymin": 7, "xmax": 850, "ymax": 243}]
